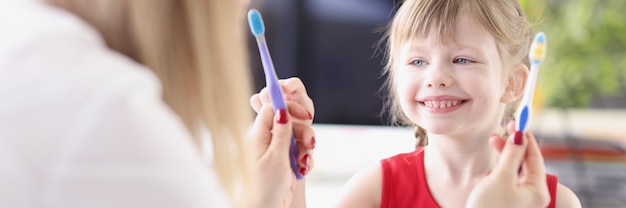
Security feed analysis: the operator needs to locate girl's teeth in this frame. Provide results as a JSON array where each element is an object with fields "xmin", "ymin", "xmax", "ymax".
[{"xmin": 425, "ymin": 100, "xmax": 462, "ymax": 108}]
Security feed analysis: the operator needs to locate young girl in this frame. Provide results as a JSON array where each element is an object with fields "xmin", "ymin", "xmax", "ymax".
[{"xmin": 333, "ymin": 0, "xmax": 581, "ymax": 207}]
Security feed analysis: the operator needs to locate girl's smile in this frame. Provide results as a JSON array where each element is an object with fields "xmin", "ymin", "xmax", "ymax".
[{"xmin": 418, "ymin": 95, "xmax": 470, "ymax": 113}]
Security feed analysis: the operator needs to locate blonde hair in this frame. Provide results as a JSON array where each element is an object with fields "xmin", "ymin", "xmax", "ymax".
[
  {"xmin": 381, "ymin": 0, "xmax": 533, "ymax": 147},
  {"xmin": 45, "ymin": 0, "xmax": 254, "ymax": 204}
]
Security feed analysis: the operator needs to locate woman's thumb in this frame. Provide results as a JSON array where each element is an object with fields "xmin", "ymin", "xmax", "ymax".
[
  {"xmin": 269, "ymin": 109, "xmax": 294, "ymax": 154},
  {"xmin": 492, "ymin": 131, "xmax": 528, "ymax": 178}
]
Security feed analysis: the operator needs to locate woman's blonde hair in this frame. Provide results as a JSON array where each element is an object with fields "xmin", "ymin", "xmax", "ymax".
[
  {"xmin": 381, "ymin": 0, "xmax": 533, "ymax": 147},
  {"xmin": 45, "ymin": 0, "xmax": 254, "ymax": 204}
]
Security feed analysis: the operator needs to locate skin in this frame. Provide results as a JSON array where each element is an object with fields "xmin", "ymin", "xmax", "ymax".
[
  {"xmin": 250, "ymin": 77, "xmax": 316, "ymax": 208},
  {"xmin": 467, "ymin": 121, "xmax": 581, "ymax": 208},
  {"xmin": 334, "ymin": 14, "xmax": 581, "ymax": 208}
]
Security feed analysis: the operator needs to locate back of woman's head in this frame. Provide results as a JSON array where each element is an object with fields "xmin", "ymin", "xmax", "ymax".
[
  {"xmin": 382, "ymin": 0, "xmax": 534, "ymax": 147},
  {"xmin": 45, "ymin": 0, "xmax": 254, "ymax": 204}
]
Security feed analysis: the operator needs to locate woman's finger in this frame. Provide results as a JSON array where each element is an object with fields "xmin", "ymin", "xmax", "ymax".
[
  {"xmin": 293, "ymin": 123, "xmax": 315, "ymax": 176},
  {"xmin": 296, "ymin": 143, "xmax": 312, "ymax": 176},
  {"xmin": 281, "ymin": 78, "xmax": 315, "ymax": 116},
  {"xmin": 296, "ymin": 147, "xmax": 315, "ymax": 176},
  {"xmin": 256, "ymin": 78, "xmax": 315, "ymax": 117},
  {"xmin": 520, "ymin": 132, "xmax": 547, "ymax": 184},
  {"xmin": 252, "ymin": 95, "xmax": 311, "ymax": 122},
  {"xmin": 250, "ymin": 93, "xmax": 262, "ymax": 113},
  {"xmin": 249, "ymin": 105, "xmax": 275, "ymax": 159},
  {"xmin": 258, "ymin": 87, "xmax": 272, "ymax": 106},
  {"xmin": 265, "ymin": 108, "xmax": 294, "ymax": 156},
  {"xmin": 506, "ymin": 119, "xmax": 516, "ymax": 134},
  {"xmin": 489, "ymin": 134, "xmax": 507, "ymax": 153},
  {"xmin": 254, "ymin": 92, "xmax": 313, "ymax": 120},
  {"xmin": 287, "ymin": 101, "xmax": 313, "ymax": 122},
  {"xmin": 490, "ymin": 129, "xmax": 530, "ymax": 181},
  {"xmin": 293, "ymin": 123, "xmax": 316, "ymax": 150}
]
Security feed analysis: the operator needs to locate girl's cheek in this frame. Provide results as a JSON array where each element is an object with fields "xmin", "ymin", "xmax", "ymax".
[
  {"xmin": 396, "ymin": 78, "xmax": 419, "ymax": 108},
  {"xmin": 397, "ymin": 74, "xmax": 420, "ymax": 95}
]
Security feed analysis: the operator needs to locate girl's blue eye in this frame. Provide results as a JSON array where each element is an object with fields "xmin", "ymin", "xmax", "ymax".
[
  {"xmin": 453, "ymin": 58, "xmax": 470, "ymax": 64},
  {"xmin": 411, "ymin": 60, "xmax": 425, "ymax": 66}
]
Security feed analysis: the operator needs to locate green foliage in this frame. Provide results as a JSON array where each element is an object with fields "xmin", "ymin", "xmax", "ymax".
[{"xmin": 519, "ymin": 0, "xmax": 626, "ymax": 108}]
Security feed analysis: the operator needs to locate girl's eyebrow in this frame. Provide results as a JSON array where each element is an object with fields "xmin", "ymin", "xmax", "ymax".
[
  {"xmin": 455, "ymin": 45, "xmax": 485, "ymax": 56},
  {"xmin": 401, "ymin": 42, "xmax": 488, "ymax": 58}
]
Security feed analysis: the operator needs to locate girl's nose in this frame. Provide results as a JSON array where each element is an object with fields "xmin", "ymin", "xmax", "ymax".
[
  {"xmin": 424, "ymin": 66, "xmax": 453, "ymax": 88},
  {"xmin": 427, "ymin": 81, "xmax": 449, "ymax": 88}
]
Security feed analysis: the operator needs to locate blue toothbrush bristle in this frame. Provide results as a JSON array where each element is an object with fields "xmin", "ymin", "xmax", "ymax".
[
  {"xmin": 535, "ymin": 32, "xmax": 546, "ymax": 44},
  {"xmin": 248, "ymin": 9, "xmax": 265, "ymax": 36},
  {"xmin": 518, "ymin": 106, "xmax": 529, "ymax": 131}
]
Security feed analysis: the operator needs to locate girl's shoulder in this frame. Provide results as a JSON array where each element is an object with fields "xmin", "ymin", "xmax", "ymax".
[
  {"xmin": 334, "ymin": 149, "xmax": 424, "ymax": 207},
  {"xmin": 380, "ymin": 149, "xmax": 439, "ymax": 207},
  {"xmin": 335, "ymin": 163, "xmax": 383, "ymax": 207},
  {"xmin": 555, "ymin": 182, "xmax": 582, "ymax": 208},
  {"xmin": 546, "ymin": 174, "xmax": 581, "ymax": 208}
]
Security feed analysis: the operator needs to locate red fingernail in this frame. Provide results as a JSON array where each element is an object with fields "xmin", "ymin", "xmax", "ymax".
[
  {"xmin": 311, "ymin": 137, "xmax": 316, "ymax": 148},
  {"xmin": 301, "ymin": 154, "xmax": 310, "ymax": 167},
  {"xmin": 308, "ymin": 112, "xmax": 313, "ymax": 120},
  {"xmin": 513, "ymin": 131, "xmax": 523, "ymax": 145},
  {"xmin": 276, "ymin": 109, "xmax": 288, "ymax": 124},
  {"xmin": 299, "ymin": 167, "xmax": 308, "ymax": 176}
]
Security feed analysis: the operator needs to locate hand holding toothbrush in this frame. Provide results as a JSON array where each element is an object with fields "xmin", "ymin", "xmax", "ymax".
[
  {"xmin": 467, "ymin": 120, "xmax": 550, "ymax": 208},
  {"xmin": 247, "ymin": 9, "xmax": 316, "ymax": 208},
  {"xmin": 250, "ymin": 77, "xmax": 316, "ymax": 177},
  {"xmin": 249, "ymin": 77, "xmax": 316, "ymax": 208}
]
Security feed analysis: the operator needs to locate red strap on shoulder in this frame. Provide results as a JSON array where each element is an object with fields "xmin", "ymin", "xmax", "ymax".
[
  {"xmin": 380, "ymin": 151, "xmax": 421, "ymax": 207},
  {"xmin": 546, "ymin": 174, "xmax": 558, "ymax": 208}
]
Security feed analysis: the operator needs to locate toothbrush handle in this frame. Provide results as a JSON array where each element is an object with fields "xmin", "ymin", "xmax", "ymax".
[
  {"xmin": 289, "ymin": 134, "xmax": 302, "ymax": 180},
  {"xmin": 269, "ymin": 83, "xmax": 303, "ymax": 180},
  {"xmin": 515, "ymin": 63, "xmax": 539, "ymax": 133},
  {"xmin": 261, "ymin": 54, "xmax": 302, "ymax": 180}
]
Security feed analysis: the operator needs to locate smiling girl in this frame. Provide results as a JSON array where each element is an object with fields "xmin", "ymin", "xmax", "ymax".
[{"xmin": 334, "ymin": 0, "xmax": 581, "ymax": 207}]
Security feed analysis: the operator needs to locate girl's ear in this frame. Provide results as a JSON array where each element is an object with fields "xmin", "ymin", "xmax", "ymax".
[{"xmin": 500, "ymin": 64, "xmax": 528, "ymax": 103}]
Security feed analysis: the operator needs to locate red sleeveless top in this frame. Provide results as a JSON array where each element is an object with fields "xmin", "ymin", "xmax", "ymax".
[{"xmin": 380, "ymin": 149, "xmax": 558, "ymax": 208}]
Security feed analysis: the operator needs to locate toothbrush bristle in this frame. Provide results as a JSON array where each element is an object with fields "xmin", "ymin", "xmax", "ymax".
[
  {"xmin": 529, "ymin": 32, "xmax": 547, "ymax": 64},
  {"xmin": 517, "ymin": 105, "xmax": 530, "ymax": 132},
  {"xmin": 248, "ymin": 9, "xmax": 265, "ymax": 36}
]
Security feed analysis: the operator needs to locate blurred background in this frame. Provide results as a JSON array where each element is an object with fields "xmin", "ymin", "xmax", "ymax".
[{"xmin": 248, "ymin": 0, "xmax": 626, "ymax": 207}]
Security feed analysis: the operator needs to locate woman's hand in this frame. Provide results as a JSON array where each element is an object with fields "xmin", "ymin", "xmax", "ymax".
[
  {"xmin": 250, "ymin": 77, "xmax": 316, "ymax": 176},
  {"xmin": 251, "ymin": 77, "xmax": 315, "ymax": 126},
  {"xmin": 466, "ymin": 120, "xmax": 550, "ymax": 208},
  {"xmin": 249, "ymin": 77, "xmax": 315, "ymax": 207}
]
